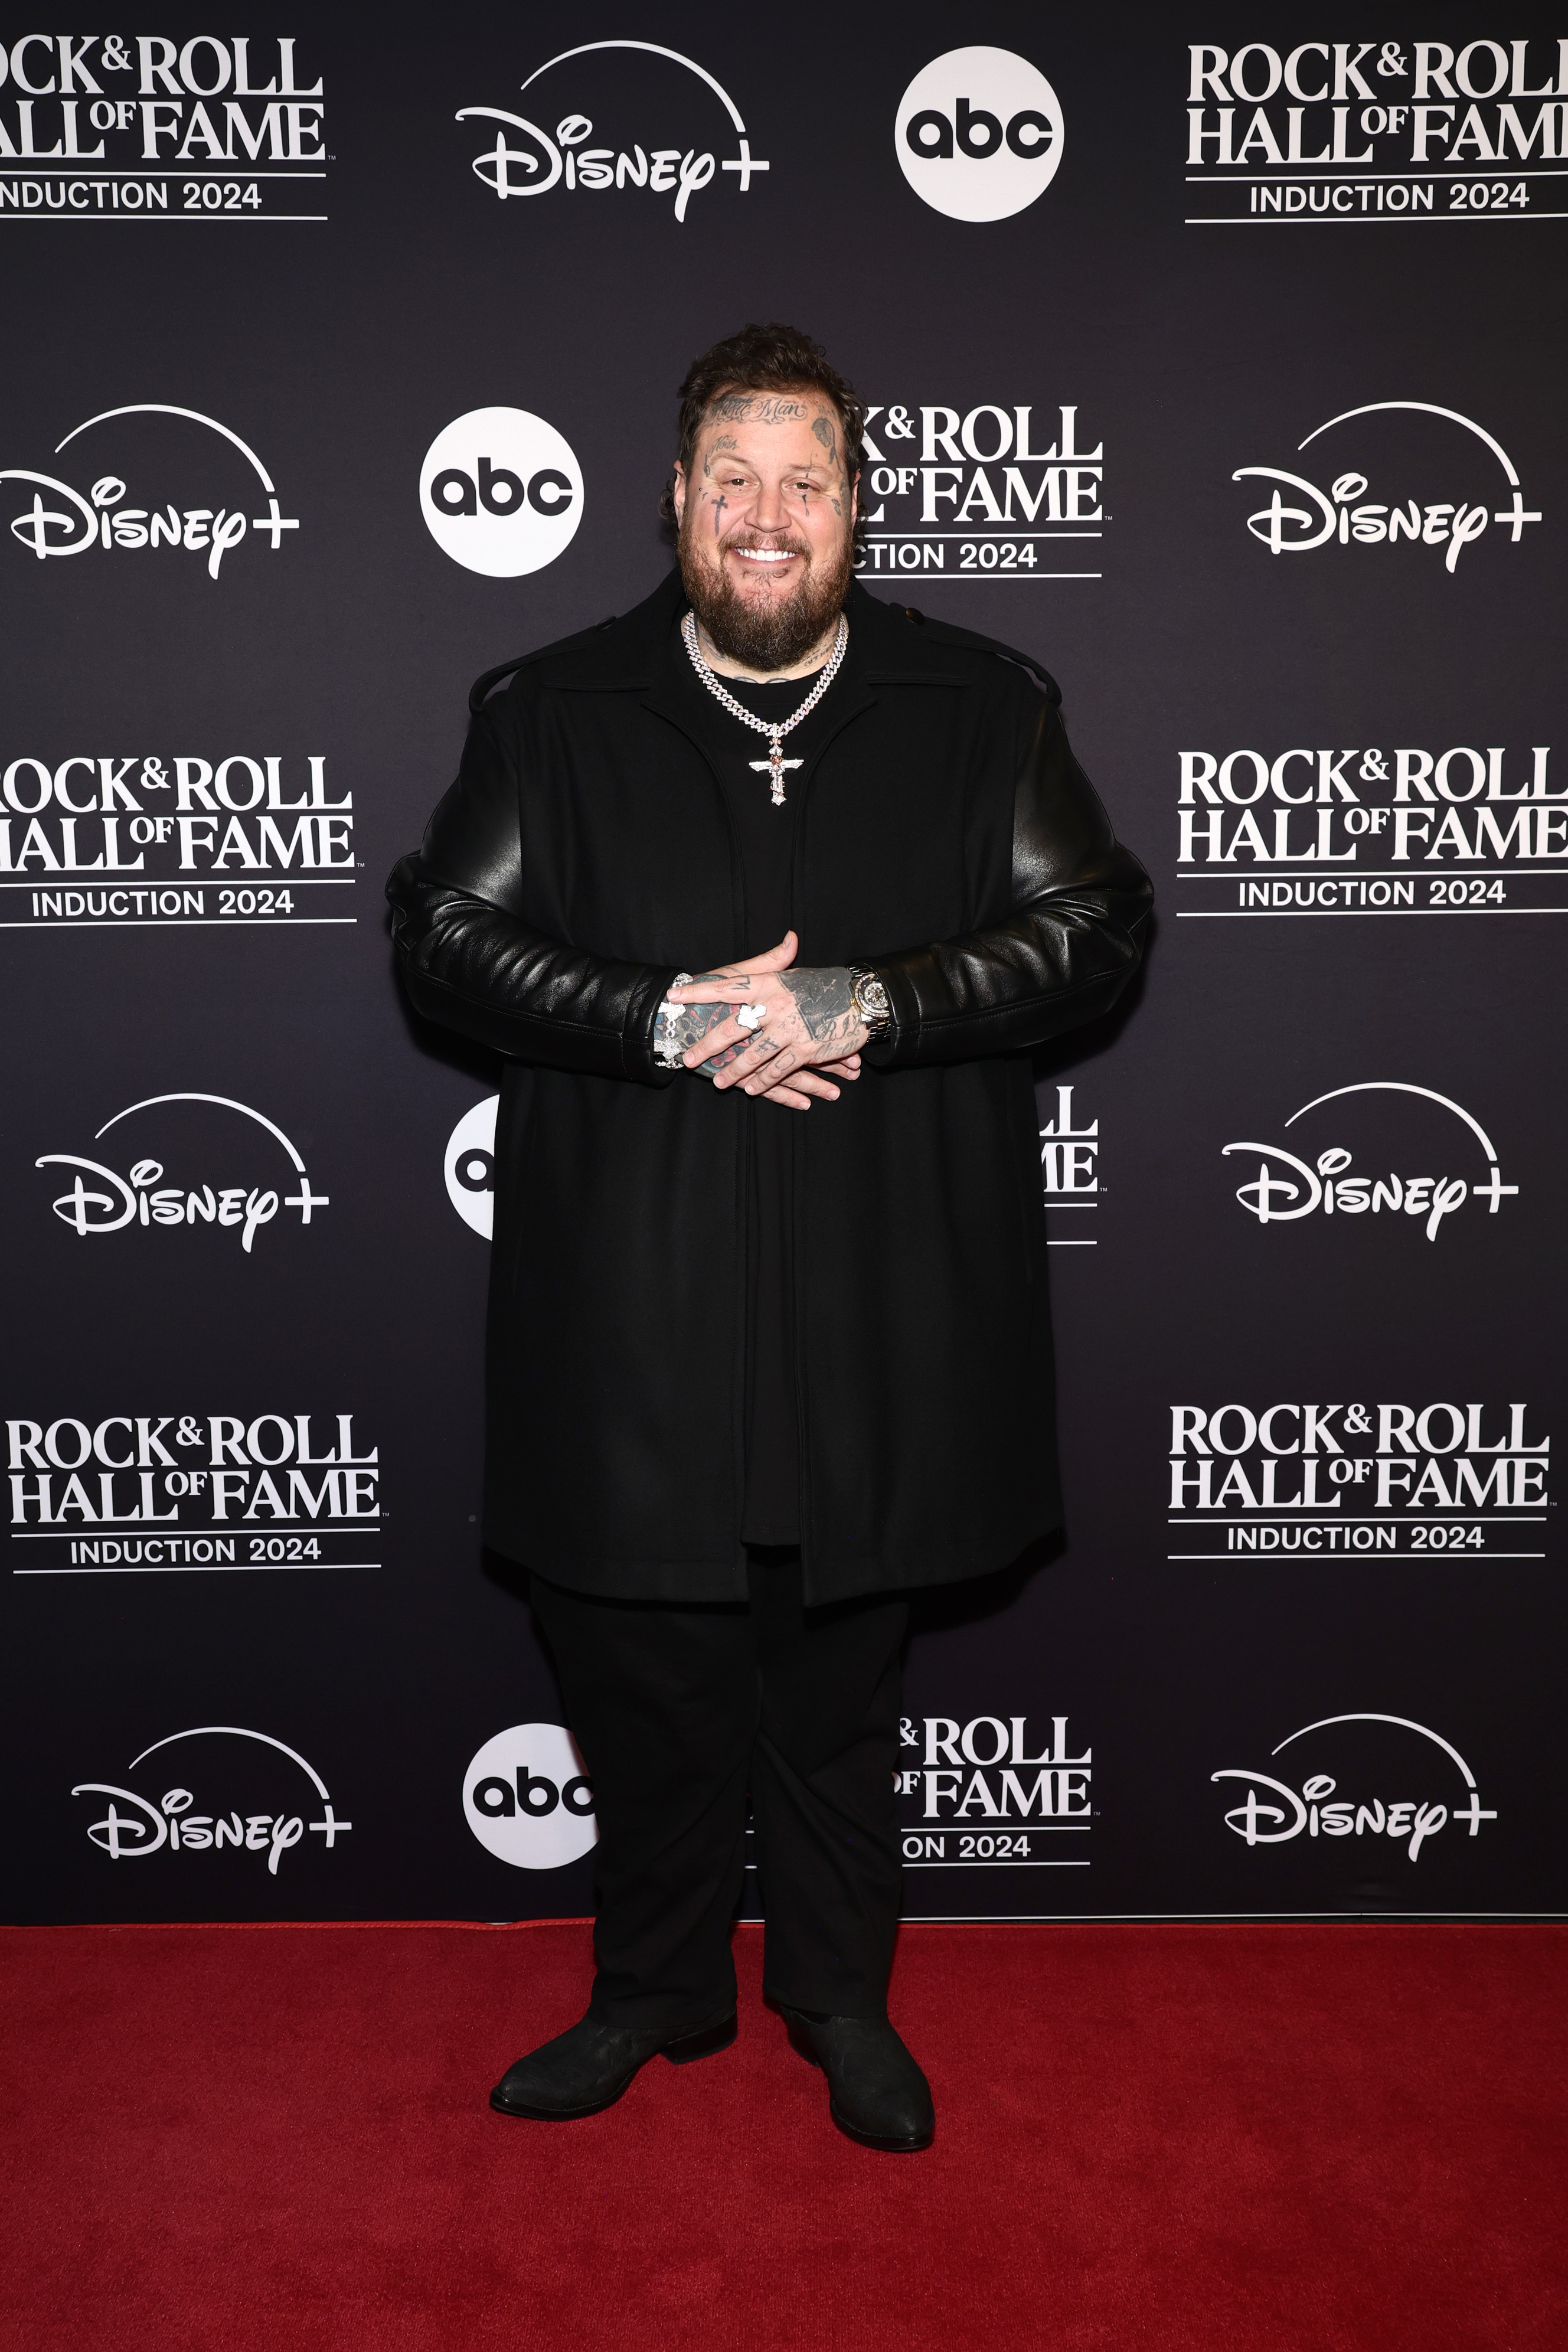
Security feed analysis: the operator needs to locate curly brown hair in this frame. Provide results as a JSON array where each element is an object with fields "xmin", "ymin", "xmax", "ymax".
[{"xmin": 659, "ymin": 321, "xmax": 865, "ymax": 546}]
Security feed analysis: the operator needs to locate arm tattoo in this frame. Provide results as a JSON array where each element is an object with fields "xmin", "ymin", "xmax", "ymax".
[{"xmin": 779, "ymin": 966, "xmax": 860, "ymax": 1051}]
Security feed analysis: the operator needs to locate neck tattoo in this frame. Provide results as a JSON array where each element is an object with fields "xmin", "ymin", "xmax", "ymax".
[{"xmin": 681, "ymin": 610, "xmax": 849, "ymax": 805}]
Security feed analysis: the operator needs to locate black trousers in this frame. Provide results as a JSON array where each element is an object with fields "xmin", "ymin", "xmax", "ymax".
[{"xmin": 530, "ymin": 1551, "xmax": 907, "ymax": 2031}]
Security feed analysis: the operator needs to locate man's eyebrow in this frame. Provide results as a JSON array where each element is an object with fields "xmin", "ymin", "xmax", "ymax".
[
  {"xmin": 697, "ymin": 447, "xmax": 837, "ymax": 475},
  {"xmin": 702, "ymin": 452, "xmax": 834, "ymax": 472}
]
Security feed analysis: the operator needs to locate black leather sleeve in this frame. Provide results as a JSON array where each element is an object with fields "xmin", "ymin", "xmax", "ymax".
[
  {"xmin": 386, "ymin": 706, "xmax": 678, "ymax": 1086},
  {"xmin": 862, "ymin": 692, "xmax": 1152, "ymax": 1070}
]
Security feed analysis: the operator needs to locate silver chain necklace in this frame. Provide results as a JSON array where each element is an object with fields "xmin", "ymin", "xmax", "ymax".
[{"xmin": 681, "ymin": 609, "xmax": 848, "ymax": 805}]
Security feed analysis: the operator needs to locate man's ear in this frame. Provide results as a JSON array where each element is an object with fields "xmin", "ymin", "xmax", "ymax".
[{"xmin": 671, "ymin": 462, "xmax": 687, "ymax": 527}]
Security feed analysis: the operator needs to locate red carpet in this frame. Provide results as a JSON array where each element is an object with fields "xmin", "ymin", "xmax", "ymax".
[{"xmin": 2, "ymin": 1921, "xmax": 1564, "ymax": 2351}]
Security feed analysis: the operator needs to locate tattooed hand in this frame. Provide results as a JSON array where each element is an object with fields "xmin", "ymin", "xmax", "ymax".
[
  {"xmin": 656, "ymin": 994, "xmax": 745, "ymax": 1076},
  {"xmin": 665, "ymin": 930, "xmax": 871, "ymax": 1103},
  {"xmin": 658, "ymin": 932, "xmax": 863, "ymax": 1109}
]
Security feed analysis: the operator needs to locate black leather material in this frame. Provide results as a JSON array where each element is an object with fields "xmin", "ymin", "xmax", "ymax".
[
  {"xmin": 384, "ymin": 569, "xmax": 1151, "ymax": 1605},
  {"xmin": 489, "ymin": 2008, "xmax": 736, "ymax": 2120},
  {"xmin": 779, "ymin": 2007, "xmax": 936, "ymax": 2151},
  {"xmin": 388, "ymin": 703, "xmax": 679, "ymax": 1086},
  {"xmin": 861, "ymin": 683, "xmax": 1148, "ymax": 1070}
]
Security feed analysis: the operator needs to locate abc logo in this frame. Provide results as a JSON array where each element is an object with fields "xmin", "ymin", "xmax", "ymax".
[
  {"xmin": 896, "ymin": 47, "xmax": 1064, "ymax": 223},
  {"xmin": 445, "ymin": 1095, "xmax": 498, "ymax": 1239},
  {"xmin": 463, "ymin": 1722, "xmax": 598, "ymax": 1869},
  {"xmin": 420, "ymin": 406, "xmax": 583, "ymax": 577}
]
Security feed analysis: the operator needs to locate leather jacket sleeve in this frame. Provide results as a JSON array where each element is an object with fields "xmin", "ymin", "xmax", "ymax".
[
  {"xmin": 861, "ymin": 694, "xmax": 1152, "ymax": 1069},
  {"xmin": 386, "ymin": 706, "xmax": 679, "ymax": 1086}
]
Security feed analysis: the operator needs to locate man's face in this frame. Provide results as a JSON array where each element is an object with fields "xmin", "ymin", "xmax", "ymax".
[{"xmin": 674, "ymin": 387, "xmax": 857, "ymax": 669}]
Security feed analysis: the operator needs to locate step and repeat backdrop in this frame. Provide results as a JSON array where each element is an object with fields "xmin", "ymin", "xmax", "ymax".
[{"xmin": 5, "ymin": 6, "xmax": 1565, "ymax": 1925}]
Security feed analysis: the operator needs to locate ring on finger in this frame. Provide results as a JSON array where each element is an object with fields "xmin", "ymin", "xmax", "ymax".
[{"xmin": 736, "ymin": 1002, "xmax": 768, "ymax": 1031}]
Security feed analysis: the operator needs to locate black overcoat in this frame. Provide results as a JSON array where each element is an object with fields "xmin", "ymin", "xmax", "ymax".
[{"xmin": 388, "ymin": 571, "xmax": 1151, "ymax": 1605}]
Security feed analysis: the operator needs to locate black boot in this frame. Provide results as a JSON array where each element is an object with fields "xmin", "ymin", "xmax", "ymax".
[
  {"xmin": 489, "ymin": 2007, "xmax": 736, "ymax": 2120},
  {"xmin": 778, "ymin": 2007, "xmax": 935, "ymax": 2151}
]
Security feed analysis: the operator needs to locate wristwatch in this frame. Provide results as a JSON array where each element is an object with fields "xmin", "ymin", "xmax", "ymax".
[{"xmin": 848, "ymin": 965, "xmax": 893, "ymax": 1040}]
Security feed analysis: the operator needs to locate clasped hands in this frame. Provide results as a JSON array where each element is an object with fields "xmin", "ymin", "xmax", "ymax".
[{"xmin": 664, "ymin": 932, "xmax": 868, "ymax": 1112}]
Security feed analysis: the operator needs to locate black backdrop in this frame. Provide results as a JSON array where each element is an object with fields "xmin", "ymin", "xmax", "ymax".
[{"xmin": 5, "ymin": 5, "xmax": 1564, "ymax": 1925}]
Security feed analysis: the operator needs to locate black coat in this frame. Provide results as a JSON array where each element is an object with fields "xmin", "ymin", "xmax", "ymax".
[{"xmin": 387, "ymin": 571, "xmax": 1151, "ymax": 1605}]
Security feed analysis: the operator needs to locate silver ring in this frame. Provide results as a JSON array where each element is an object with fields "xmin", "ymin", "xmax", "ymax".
[{"xmin": 736, "ymin": 1002, "xmax": 767, "ymax": 1032}]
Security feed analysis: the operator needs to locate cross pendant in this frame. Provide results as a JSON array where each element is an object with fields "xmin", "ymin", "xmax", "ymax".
[{"xmin": 750, "ymin": 740, "xmax": 803, "ymax": 806}]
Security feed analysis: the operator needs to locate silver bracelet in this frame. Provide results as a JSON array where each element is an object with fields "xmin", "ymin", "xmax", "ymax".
[{"xmin": 653, "ymin": 974, "xmax": 695, "ymax": 1069}]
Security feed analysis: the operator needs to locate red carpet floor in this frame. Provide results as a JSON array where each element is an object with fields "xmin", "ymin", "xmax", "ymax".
[{"xmin": 2, "ymin": 1920, "xmax": 1564, "ymax": 2351}]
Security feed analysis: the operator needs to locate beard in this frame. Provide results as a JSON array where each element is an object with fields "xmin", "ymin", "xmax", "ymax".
[{"xmin": 678, "ymin": 514, "xmax": 854, "ymax": 672}]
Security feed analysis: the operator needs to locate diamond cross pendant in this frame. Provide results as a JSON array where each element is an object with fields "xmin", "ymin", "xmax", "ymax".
[{"xmin": 750, "ymin": 740, "xmax": 804, "ymax": 805}]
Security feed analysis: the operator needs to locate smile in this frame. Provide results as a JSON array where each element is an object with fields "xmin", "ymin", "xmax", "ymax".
[{"xmin": 731, "ymin": 547, "xmax": 798, "ymax": 563}]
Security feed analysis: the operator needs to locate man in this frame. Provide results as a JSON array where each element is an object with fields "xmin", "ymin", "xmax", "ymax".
[{"xmin": 388, "ymin": 324, "xmax": 1151, "ymax": 2152}]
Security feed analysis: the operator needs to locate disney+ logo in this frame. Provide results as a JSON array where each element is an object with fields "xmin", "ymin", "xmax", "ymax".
[
  {"xmin": 458, "ymin": 40, "xmax": 769, "ymax": 223},
  {"xmin": 1223, "ymin": 1083, "xmax": 1517, "ymax": 1242},
  {"xmin": 1213, "ymin": 1713, "xmax": 1496, "ymax": 1867},
  {"xmin": 2, "ymin": 403, "xmax": 298, "ymax": 578},
  {"xmin": 73, "ymin": 1725, "xmax": 350, "ymax": 1876},
  {"xmin": 39, "ymin": 1091, "xmax": 328, "ymax": 1252}
]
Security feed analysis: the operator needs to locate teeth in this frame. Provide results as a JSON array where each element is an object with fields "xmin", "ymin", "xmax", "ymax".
[{"xmin": 734, "ymin": 547, "xmax": 795, "ymax": 561}]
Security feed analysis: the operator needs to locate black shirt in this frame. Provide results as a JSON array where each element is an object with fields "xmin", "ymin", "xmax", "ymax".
[{"xmin": 671, "ymin": 627, "xmax": 844, "ymax": 1545}]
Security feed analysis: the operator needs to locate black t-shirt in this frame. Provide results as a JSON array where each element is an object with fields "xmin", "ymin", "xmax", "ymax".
[{"xmin": 669, "ymin": 628, "xmax": 845, "ymax": 1546}]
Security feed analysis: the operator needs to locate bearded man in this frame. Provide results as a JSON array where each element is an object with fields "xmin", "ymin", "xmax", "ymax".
[{"xmin": 387, "ymin": 323, "xmax": 1150, "ymax": 2152}]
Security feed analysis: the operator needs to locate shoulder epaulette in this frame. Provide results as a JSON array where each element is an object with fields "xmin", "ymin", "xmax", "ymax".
[
  {"xmin": 896, "ymin": 606, "xmax": 1061, "ymax": 705},
  {"xmin": 468, "ymin": 614, "xmax": 619, "ymax": 714}
]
